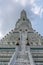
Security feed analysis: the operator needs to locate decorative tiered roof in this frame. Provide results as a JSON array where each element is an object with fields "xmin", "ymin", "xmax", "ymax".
[{"xmin": 0, "ymin": 10, "xmax": 43, "ymax": 46}]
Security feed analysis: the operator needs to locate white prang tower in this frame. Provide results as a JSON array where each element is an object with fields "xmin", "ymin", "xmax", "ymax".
[{"xmin": 8, "ymin": 10, "xmax": 35, "ymax": 65}]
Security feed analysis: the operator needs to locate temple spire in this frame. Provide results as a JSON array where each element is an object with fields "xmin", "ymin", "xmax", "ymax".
[{"xmin": 20, "ymin": 10, "xmax": 27, "ymax": 19}]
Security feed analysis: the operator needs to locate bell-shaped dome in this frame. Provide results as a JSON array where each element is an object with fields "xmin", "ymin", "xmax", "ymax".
[{"xmin": 15, "ymin": 10, "xmax": 32, "ymax": 29}]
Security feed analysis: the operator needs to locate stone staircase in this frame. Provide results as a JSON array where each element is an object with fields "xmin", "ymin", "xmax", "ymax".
[{"xmin": 8, "ymin": 47, "xmax": 35, "ymax": 65}]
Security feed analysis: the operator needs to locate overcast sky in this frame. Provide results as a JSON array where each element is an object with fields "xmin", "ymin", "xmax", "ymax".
[{"xmin": 0, "ymin": 0, "xmax": 43, "ymax": 39}]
